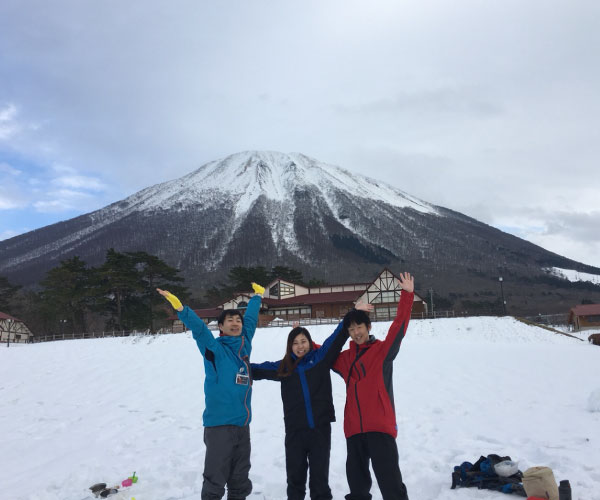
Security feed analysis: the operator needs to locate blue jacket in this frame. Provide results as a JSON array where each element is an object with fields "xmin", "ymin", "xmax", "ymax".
[
  {"xmin": 251, "ymin": 321, "xmax": 348, "ymax": 433},
  {"xmin": 177, "ymin": 294, "xmax": 261, "ymax": 427}
]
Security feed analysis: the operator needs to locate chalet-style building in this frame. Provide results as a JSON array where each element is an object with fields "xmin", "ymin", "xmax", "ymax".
[
  {"xmin": 172, "ymin": 269, "xmax": 426, "ymax": 331},
  {"xmin": 0, "ymin": 312, "xmax": 33, "ymax": 343},
  {"xmin": 568, "ymin": 304, "xmax": 600, "ymax": 331}
]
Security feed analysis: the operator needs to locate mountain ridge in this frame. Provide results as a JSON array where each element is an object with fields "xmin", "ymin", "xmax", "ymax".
[{"xmin": 1, "ymin": 151, "xmax": 599, "ymax": 314}]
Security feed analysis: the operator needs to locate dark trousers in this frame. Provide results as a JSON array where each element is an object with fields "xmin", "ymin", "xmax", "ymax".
[
  {"xmin": 285, "ymin": 423, "xmax": 333, "ymax": 500},
  {"xmin": 202, "ymin": 425, "xmax": 252, "ymax": 500},
  {"xmin": 345, "ymin": 432, "xmax": 409, "ymax": 500}
]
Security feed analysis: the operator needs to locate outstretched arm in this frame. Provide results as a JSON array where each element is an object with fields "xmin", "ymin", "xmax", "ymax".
[
  {"xmin": 241, "ymin": 282, "xmax": 264, "ymax": 343},
  {"xmin": 382, "ymin": 272, "xmax": 415, "ymax": 355},
  {"xmin": 156, "ymin": 288, "xmax": 218, "ymax": 353},
  {"xmin": 250, "ymin": 360, "xmax": 282, "ymax": 381}
]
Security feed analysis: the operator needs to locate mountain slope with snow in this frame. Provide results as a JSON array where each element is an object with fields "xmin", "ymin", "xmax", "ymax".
[
  {"xmin": 1, "ymin": 317, "xmax": 599, "ymax": 500},
  {"xmin": 1, "ymin": 151, "xmax": 599, "ymax": 313}
]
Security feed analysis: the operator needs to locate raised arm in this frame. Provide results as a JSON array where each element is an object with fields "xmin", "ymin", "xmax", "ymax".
[
  {"xmin": 241, "ymin": 282, "xmax": 264, "ymax": 343},
  {"xmin": 382, "ymin": 272, "xmax": 415, "ymax": 357},
  {"xmin": 157, "ymin": 288, "xmax": 218, "ymax": 353}
]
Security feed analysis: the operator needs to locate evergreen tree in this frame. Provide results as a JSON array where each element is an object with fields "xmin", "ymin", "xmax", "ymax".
[
  {"xmin": 228, "ymin": 266, "xmax": 271, "ymax": 292},
  {"xmin": 127, "ymin": 251, "xmax": 188, "ymax": 331},
  {"xmin": 269, "ymin": 266, "xmax": 304, "ymax": 284},
  {"xmin": 0, "ymin": 276, "xmax": 21, "ymax": 314},
  {"xmin": 96, "ymin": 249, "xmax": 144, "ymax": 331},
  {"xmin": 40, "ymin": 257, "xmax": 92, "ymax": 333}
]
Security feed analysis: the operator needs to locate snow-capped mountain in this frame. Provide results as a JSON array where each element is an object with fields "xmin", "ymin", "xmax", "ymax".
[{"xmin": 1, "ymin": 151, "xmax": 599, "ymax": 313}]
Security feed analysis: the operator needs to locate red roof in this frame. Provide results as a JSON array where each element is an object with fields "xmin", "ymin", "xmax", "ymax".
[
  {"xmin": 0, "ymin": 312, "xmax": 22, "ymax": 322},
  {"xmin": 570, "ymin": 304, "xmax": 600, "ymax": 316},
  {"xmin": 263, "ymin": 290, "xmax": 363, "ymax": 307}
]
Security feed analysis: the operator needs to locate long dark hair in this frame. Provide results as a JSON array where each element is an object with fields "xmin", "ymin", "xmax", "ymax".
[{"xmin": 277, "ymin": 327, "xmax": 314, "ymax": 377}]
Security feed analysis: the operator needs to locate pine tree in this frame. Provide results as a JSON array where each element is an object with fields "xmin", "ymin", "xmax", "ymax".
[
  {"xmin": 40, "ymin": 257, "xmax": 92, "ymax": 333},
  {"xmin": 96, "ymin": 249, "xmax": 144, "ymax": 331},
  {"xmin": 127, "ymin": 251, "xmax": 188, "ymax": 331},
  {"xmin": 0, "ymin": 276, "xmax": 21, "ymax": 314}
]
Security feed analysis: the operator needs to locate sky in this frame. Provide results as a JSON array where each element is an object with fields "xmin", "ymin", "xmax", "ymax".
[{"xmin": 1, "ymin": 0, "xmax": 599, "ymax": 267}]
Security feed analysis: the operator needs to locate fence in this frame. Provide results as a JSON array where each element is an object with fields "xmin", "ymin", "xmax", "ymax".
[
  {"xmin": 26, "ymin": 309, "xmax": 561, "ymax": 344},
  {"xmin": 521, "ymin": 313, "xmax": 570, "ymax": 327},
  {"xmin": 31, "ymin": 329, "xmax": 166, "ymax": 343}
]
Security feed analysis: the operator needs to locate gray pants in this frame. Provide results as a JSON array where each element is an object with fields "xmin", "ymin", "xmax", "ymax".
[{"xmin": 202, "ymin": 425, "xmax": 252, "ymax": 500}]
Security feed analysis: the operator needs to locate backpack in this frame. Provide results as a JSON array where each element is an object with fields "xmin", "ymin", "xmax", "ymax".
[{"xmin": 451, "ymin": 454, "xmax": 527, "ymax": 496}]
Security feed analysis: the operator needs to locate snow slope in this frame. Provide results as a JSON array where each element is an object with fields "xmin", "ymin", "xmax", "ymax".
[
  {"xmin": 1, "ymin": 317, "xmax": 599, "ymax": 500},
  {"xmin": 546, "ymin": 266, "xmax": 600, "ymax": 285}
]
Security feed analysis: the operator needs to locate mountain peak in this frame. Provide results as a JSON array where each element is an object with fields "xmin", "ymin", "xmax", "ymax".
[{"xmin": 124, "ymin": 150, "xmax": 437, "ymax": 217}]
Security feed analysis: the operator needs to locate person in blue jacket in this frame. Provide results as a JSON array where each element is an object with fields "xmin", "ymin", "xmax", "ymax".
[
  {"xmin": 251, "ymin": 303, "xmax": 372, "ymax": 500},
  {"xmin": 158, "ymin": 283, "xmax": 264, "ymax": 500}
]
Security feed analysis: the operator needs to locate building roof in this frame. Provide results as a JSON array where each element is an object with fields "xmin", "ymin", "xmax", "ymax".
[
  {"xmin": 569, "ymin": 304, "xmax": 600, "ymax": 316},
  {"xmin": 0, "ymin": 312, "xmax": 22, "ymax": 322},
  {"xmin": 263, "ymin": 290, "xmax": 363, "ymax": 307}
]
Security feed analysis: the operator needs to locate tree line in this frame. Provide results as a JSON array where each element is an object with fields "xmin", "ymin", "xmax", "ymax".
[
  {"xmin": 1, "ymin": 257, "xmax": 325, "ymax": 336},
  {"xmin": 1, "ymin": 249, "xmax": 188, "ymax": 335}
]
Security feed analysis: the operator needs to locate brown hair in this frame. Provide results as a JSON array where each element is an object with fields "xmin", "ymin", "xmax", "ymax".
[{"xmin": 277, "ymin": 327, "xmax": 314, "ymax": 377}]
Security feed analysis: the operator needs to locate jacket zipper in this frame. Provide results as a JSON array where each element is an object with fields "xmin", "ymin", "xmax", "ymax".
[
  {"xmin": 348, "ymin": 345, "xmax": 366, "ymax": 433},
  {"xmin": 238, "ymin": 336, "xmax": 251, "ymax": 426}
]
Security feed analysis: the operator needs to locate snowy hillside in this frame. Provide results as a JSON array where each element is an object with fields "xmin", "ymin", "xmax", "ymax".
[{"xmin": 2, "ymin": 317, "xmax": 600, "ymax": 500}]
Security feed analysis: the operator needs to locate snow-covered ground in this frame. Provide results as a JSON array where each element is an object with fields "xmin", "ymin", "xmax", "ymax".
[{"xmin": 1, "ymin": 317, "xmax": 600, "ymax": 500}]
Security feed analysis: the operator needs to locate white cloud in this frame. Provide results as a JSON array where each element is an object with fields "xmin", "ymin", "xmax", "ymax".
[
  {"xmin": 51, "ymin": 174, "xmax": 106, "ymax": 191},
  {"xmin": 0, "ymin": 103, "xmax": 19, "ymax": 140},
  {"xmin": 0, "ymin": 0, "xmax": 598, "ymax": 267},
  {"xmin": 0, "ymin": 162, "xmax": 21, "ymax": 176}
]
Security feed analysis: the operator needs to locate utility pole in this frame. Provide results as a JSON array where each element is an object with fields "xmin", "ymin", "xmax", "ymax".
[
  {"xmin": 429, "ymin": 288, "xmax": 435, "ymax": 318},
  {"xmin": 499, "ymin": 277, "xmax": 507, "ymax": 315}
]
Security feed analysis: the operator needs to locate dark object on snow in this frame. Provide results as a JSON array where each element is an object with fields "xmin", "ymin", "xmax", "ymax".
[
  {"xmin": 588, "ymin": 333, "xmax": 600, "ymax": 346},
  {"xmin": 558, "ymin": 480, "xmax": 572, "ymax": 500},
  {"xmin": 89, "ymin": 483, "xmax": 106, "ymax": 494},
  {"xmin": 89, "ymin": 482, "xmax": 119, "ymax": 498},
  {"xmin": 451, "ymin": 454, "xmax": 527, "ymax": 496}
]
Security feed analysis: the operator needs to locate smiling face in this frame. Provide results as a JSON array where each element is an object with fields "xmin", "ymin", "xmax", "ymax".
[
  {"xmin": 348, "ymin": 321, "xmax": 371, "ymax": 345},
  {"xmin": 219, "ymin": 313, "xmax": 243, "ymax": 336},
  {"xmin": 291, "ymin": 333, "xmax": 311, "ymax": 358}
]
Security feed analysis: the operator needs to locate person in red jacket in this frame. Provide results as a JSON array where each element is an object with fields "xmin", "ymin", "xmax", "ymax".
[{"xmin": 333, "ymin": 271, "xmax": 415, "ymax": 500}]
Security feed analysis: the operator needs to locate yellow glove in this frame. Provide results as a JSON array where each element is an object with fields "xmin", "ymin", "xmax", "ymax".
[
  {"xmin": 251, "ymin": 282, "xmax": 265, "ymax": 295},
  {"xmin": 163, "ymin": 291, "xmax": 183, "ymax": 310}
]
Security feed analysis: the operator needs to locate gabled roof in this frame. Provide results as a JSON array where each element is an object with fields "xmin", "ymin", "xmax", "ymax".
[
  {"xmin": 570, "ymin": 304, "xmax": 600, "ymax": 316},
  {"xmin": 263, "ymin": 290, "xmax": 363, "ymax": 307},
  {"xmin": 0, "ymin": 312, "xmax": 22, "ymax": 322}
]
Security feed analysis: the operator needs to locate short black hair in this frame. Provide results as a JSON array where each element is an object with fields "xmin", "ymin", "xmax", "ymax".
[
  {"xmin": 343, "ymin": 309, "xmax": 371, "ymax": 329},
  {"xmin": 217, "ymin": 309, "xmax": 244, "ymax": 327}
]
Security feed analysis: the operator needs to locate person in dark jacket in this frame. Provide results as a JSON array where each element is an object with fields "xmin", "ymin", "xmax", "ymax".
[
  {"xmin": 251, "ymin": 303, "xmax": 372, "ymax": 500},
  {"xmin": 158, "ymin": 283, "xmax": 264, "ymax": 500},
  {"xmin": 332, "ymin": 272, "xmax": 415, "ymax": 500}
]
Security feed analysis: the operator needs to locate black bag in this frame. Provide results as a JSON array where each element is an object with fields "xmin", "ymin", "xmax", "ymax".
[{"xmin": 451, "ymin": 454, "xmax": 527, "ymax": 496}]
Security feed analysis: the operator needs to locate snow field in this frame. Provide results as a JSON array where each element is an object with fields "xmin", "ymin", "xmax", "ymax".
[{"xmin": 1, "ymin": 317, "xmax": 599, "ymax": 500}]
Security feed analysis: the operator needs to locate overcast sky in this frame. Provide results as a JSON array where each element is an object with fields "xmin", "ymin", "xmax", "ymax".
[{"xmin": 1, "ymin": 0, "xmax": 599, "ymax": 268}]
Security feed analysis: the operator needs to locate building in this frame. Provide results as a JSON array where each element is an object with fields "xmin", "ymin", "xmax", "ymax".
[
  {"xmin": 568, "ymin": 304, "xmax": 600, "ymax": 331},
  {"xmin": 0, "ymin": 312, "xmax": 33, "ymax": 343},
  {"xmin": 172, "ymin": 268, "xmax": 427, "ymax": 330}
]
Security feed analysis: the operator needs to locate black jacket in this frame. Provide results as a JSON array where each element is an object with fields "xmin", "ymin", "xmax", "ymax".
[{"xmin": 251, "ymin": 322, "xmax": 348, "ymax": 433}]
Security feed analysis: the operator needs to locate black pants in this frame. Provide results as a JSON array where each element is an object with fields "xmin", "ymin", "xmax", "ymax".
[
  {"xmin": 345, "ymin": 432, "xmax": 409, "ymax": 500},
  {"xmin": 285, "ymin": 423, "xmax": 333, "ymax": 500},
  {"xmin": 202, "ymin": 425, "xmax": 252, "ymax": 500}
]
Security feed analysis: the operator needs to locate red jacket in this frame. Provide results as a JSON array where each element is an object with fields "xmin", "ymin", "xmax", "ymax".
[{"xmin": 333, "ymin": 291, "xmax": 414, "ymax": 438}]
